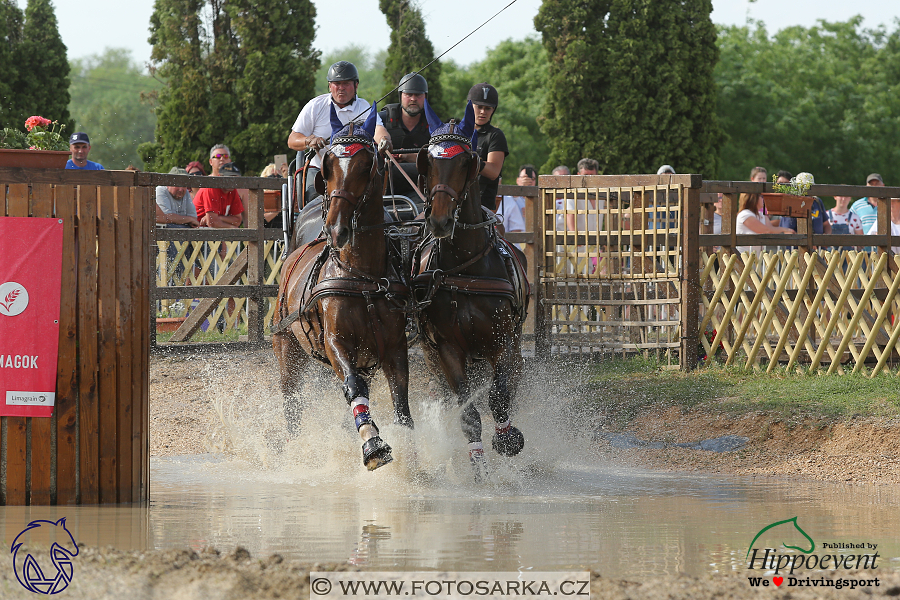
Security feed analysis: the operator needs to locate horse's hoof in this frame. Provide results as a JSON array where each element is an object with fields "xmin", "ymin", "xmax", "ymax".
[
  {"xmin": 492, "ymin": 426, "xmax": 525, "ymax": 456},
  {"xmin": 394, "ymin": 415, "xmax": 414, "ymax": 429},
  {"xmin": 362, "ymin": 436, "xmax": 393, "ymax": 471}
]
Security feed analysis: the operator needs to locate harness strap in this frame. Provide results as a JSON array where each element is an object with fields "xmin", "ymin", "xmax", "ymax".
[
  {"xmin": 386, "ymin": 152, "xmax": 427, "ymax": 204},
  {"xmin": 272, "ymin": 239, "xmax": 327, "ymax": 335}
]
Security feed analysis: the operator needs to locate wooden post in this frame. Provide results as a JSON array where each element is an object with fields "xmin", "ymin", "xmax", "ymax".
[
  {"xmin": 533, "ymin": 183, "xmax": 548, "ymax": 358},
  {"xmin": 247, "ymin": 189, "xmax": 266, "ymax": 346},
  {"xmin": 681, "ymin": 186, "xmax": 701, "ymax": 370}
]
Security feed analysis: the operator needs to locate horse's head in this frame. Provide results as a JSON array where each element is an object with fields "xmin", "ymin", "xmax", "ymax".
[
  {"xmin": 314, "ymin": 103, "xmax": 382, "ymax": 249},
  {"xmin": 417, "ymin": 101, "xmax": 479, "ymax": 239}
]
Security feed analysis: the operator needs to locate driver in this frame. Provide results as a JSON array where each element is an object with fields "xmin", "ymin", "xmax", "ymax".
[
  {"xmin": 288, "ymin": 61, "xmax": 392, "ymax": 204},
  {"xmin": 378, "ymin": 72, "xmax": 436, "ymax": 199}
]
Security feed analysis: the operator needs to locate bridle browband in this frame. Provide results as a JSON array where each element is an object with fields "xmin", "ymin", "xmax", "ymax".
[
  {"xmin": 324, "ymin": 125, "xmax": 386, "ymax": 247},
  {"xmin": 423, "ymin": 127, "xmax": 493, "ymax": 238}
]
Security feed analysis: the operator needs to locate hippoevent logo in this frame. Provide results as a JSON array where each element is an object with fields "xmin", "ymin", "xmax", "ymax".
[
  {"xmin": 10, "ymin": 518, "xmax": 79, "ymax": 594},
  {"xmin": 745, "ymin": 516, "xmax": 881, "ymax": 590},
  {"xmin": 0, "ymin": 281, "xmax": 29, "ymax": 317}
]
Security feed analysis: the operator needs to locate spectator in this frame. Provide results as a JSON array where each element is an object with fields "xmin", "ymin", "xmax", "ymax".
[
  {"xmin": 65, "ymin": 132, "xmax": 104, "ymax": 170},
  {"xmin": 124, "ymin": 164, "xmax": 140, "ymax": 172},
  {"xmin": 566, "ymin": 158, "xmax": 604, "ymax": 274},
  {"xmin": 551, "ymin": 165, "xmax": 570, "ymax": 230},
  {"xmin": 193, "ymin": 162, "xmax": 244, "ymax": 228},
  {"xmin": 736, "ymin": 192, "xmax": 794, "ymax": 257},
  {"xmin": 865, "ymin": 197, "xmax": 900, "ymax": 253},
  {"xmin": 185, "ymin": 160, "xmax": 206, "ymax": 195},
  {"xmin": 468, "ymin": 83, "xmax": 508, "ymax": 211},
  {"xmin": 207, "ymin": 143, "xmax": 232, "ymax": 177},
  {"xmin": 850, "ymin": 173, "xmax": 884, "ymax": 237},
  {"xmin": 496, "ymin": 164, "xmax": 533, "ymax": 235},
  {"xmin": 750, "ymin": 166, "xmax": 767, "ymax": 183},
  {"xmin": 156, "ymin": 167, "xmax": 199, "ymax": 228},
  {"xmin": 777, "ymin": 172, "xmax": 831, "ymax": 248},
  {"xmin": 287, "ymin": 61, "xmax": 390, "ymax": 205},
  {"xmin": 775, "ymin": 170, "xmax": 792, "ymax": 184},
  {"xmin": 827, "ymin": 196, "xmax": 864, "ymax": 251},
  {"xmin": 260, "ymin": 163, "xmax": 285, "ymax": 229},
  {"xmin": 657, "ymin": 164, "xmax": 675, "ymax": 175},
  {"xmin": 713, "ymin": 193, "xmax": 724, "ymax": 234}
]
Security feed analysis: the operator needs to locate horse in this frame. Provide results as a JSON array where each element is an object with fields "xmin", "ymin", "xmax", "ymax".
[
  {"xmin": 412, "ymin": 102, "xmax": 530, "ymax": 481},
  {"xmin": 271, "ymin": 103, "xmax": 412, "ymax": 471}
]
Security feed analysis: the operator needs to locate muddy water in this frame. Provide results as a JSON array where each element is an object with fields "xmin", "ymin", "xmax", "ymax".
[
  {"xmin": 2, "ymin": 457, "xmax": 898, "ymax": 579},
  {"xmin": 4, "ymin": 361, "xmax": 899, "ymax": 579}
]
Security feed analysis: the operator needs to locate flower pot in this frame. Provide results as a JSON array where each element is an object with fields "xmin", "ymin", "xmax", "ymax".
[
  {"xmin": 0, "ymin": 148, "xmax": 71, "ymax": 169},
  {"xmin": 761, "ymin": 193, "xmax": 811, "ymax": 218},
  {"xmin": 156, "ymin": 317, "xmax": 187, "ymax": 333}
]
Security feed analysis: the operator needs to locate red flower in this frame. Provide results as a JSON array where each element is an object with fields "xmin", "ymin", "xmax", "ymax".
[{"xmin": 24, "ymin": 115, "xmax": 51, "ymax": 132}]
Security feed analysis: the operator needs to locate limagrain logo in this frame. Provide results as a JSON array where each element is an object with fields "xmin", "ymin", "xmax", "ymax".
[
  {"xmin": 11, "ymin": 518, "xmax": 79, "ymax": 594},
  {"xmin": 0, "ymin": 281, "xmax": 29, "ymax": 317},
  {"xmin": 746, "ymin": 516, "xmax": 881, "ymax": 590}
]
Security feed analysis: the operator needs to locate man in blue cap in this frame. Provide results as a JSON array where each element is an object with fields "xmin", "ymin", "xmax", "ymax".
[{"xmin": 66, "ymin": 132, "xmax": 104, "ymax": 170}]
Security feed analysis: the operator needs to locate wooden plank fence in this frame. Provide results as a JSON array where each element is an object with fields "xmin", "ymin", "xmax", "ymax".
[{"xmin": 0, "ymin": 168, "xmax": 152, "ymax": 505}]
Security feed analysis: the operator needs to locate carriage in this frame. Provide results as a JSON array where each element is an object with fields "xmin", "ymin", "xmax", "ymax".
[{"xmin": 270, "ymin": 101, "xmax": 529, "ymax": 481}]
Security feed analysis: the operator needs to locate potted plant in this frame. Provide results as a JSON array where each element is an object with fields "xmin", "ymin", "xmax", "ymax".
[
  {"xmin": 762, "ymin": 173, "xmax": 812, "ymax": 217},
  {"xmin": 0, "ymin": 116, "xmax": 71, "ymax": 168},
  {"xmin": 156, "ymin": 301, "xmax": 187, "ymax": 333}
]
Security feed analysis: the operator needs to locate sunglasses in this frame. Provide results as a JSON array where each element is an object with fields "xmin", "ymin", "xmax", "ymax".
[
  {"xmin": 187, "ymin": 170, "xmax": 204, "ymax": 176},
  {"xmin": 211, "ymin": 153, "xmax": 229, "ymax": 159}
]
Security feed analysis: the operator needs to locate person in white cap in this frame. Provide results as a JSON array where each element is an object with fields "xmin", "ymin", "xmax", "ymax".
[
  {"xmin": 657, "ymin": 164, "xmax": 675, "ymax": 175},
  {"xmin": 66, "ymin": 132, "xmax": 104, "ymax": 170},
  {"xmin": 777, "ymin": 172, "xmax": 831, "ymax": 248}
]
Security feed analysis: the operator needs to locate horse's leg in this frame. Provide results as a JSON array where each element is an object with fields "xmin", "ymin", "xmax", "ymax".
[
  {"xmin": 435, "ymin": 342, "xmax": 488, "ymax": 482},
  {"xmin": 488, "ymin": 339, "xmax": 525, "ymax": 457},
  {"xmin": 272, "ymin": 331, "xmax": 307, "ymax": 437},
  {"xmin": 381, "ymin": 346, "xmax": 413, "ymax": 428},
  {"xmin": 329, "ymin": 344, "xmax": 394, "ymax": 471}
]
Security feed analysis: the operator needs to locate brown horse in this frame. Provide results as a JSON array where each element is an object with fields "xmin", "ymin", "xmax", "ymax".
[
  {"xmin": 412, "ymin": 108, "xmax": 529, "ymax": 481},
  {"xmin": 271, "ymin": 112, "xmax": 412, "ymax": 471}
]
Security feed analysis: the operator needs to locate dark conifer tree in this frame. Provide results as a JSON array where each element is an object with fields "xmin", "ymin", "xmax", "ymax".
[
  {"xmin": 379, "ymin": 0, "xmax": 447, "ymax": 117},
  {"xmin": 535, "ymin": 0, "xmax": 720, "ymax": 176},
  {"xmin": 13, "ymin": 0, "xmax": 72, "ymax": 132},
  {"xmin": 141, "ymin": 0, "xmax": 319, "ymax": 174},
  {"xmin": 0, "ymin": 0, "xmax": 24, "ymax": 128}
]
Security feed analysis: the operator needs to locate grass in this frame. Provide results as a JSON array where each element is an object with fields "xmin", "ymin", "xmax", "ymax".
[{"xmin": 577, "ymin": 356, "xmax": 900, "ymax": 427}]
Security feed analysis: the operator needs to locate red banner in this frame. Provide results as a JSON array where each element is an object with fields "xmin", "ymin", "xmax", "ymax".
[{"xmin": 0, "ymin": 217, "xmax": 64, "ymax": 417}]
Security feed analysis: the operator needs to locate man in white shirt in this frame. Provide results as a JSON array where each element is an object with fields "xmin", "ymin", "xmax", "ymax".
[
  {"xmin": 496, "ymin": 164, "xmax": 534, "ymax": 236},
  {"xmin": 287, "ymin": 61, "xmax": 391, "ymax": 204}
]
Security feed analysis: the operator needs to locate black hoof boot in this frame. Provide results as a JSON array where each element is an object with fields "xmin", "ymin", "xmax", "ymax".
[
  {"xmin": 362, "ymin": 436, "xmax": 393, "ymax": 471},
  {"xmin": 492, "ymin": 426, "xmax": 525, "ymax": 456}
]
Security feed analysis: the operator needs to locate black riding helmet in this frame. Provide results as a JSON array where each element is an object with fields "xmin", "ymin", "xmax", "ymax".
[
  {"xmin": 398, "ymin": 72, "xmax": 428, "ymax": 95},
  {"xmin": 327, "ymin": 61, "xmax": 360, "ymax": 83},
  {"xmin": 467, "ymin": 82, "xmax": 498, "ymax": 109}
]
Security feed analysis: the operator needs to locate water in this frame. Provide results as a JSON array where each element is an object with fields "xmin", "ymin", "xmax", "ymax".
[
  {"xmin": 2, "ymin": 456, "xmax": 897, "ymax": 579},
  {"xmin": 3, "ymin": 359, "xmax": 898, "ymax": 578}
]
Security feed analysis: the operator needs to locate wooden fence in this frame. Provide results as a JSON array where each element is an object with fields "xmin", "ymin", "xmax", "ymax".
[
  {"xmin": 696, "ymin": 180, "xmax": 900, "ymax": 372},
  {"xmin": 0, "ymin": 168, "xmax": 152, "ymax": 505}
]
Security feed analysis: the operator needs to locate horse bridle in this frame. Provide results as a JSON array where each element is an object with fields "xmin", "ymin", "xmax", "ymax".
[
  {"xmin": 422, "ymin": 131, "xmax": 492, "ymax": 239},
  {"xmin": 322, "ymin": 127, "xmax": 385, "ymax": 247}
]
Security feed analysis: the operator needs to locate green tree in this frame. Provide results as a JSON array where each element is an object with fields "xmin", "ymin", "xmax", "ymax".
[
  {"xmin": 68, "ymin": 49, "xmax": 162, "ymax": 169},
  {"xmin": 141, "ymin": 0, "xmax": 319, "ymax": 175},
  {"xmin": 0, "ymin": 0, "xmax": 24, "ymax": 128},
  {"xmin": 12, "ymin": 0, "xmax": 72, "ymax": 132},
  {"xmin": 715, "ymin": 18, "xmax": 900, "ymax": 185},
  {"xmin": 535, "ymin": 0, "xmax": 720, "ymax": 176},
  {"xmin": 379, "ymin": 0, "xmax": 447, "ymax": 117}
]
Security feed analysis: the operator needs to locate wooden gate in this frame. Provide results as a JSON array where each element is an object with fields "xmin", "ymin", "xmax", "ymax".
[
  {"xmin": 536, "ymin": 174, "xmax": 701, "ymax": 366},
  {"xmin": 0, "ymin": 169, "xmax": 151, "ymax": 505}
]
